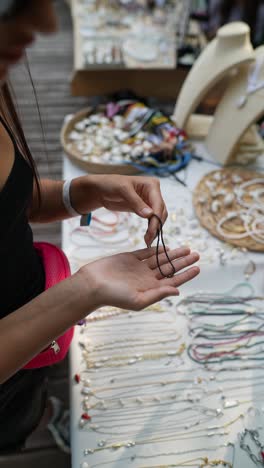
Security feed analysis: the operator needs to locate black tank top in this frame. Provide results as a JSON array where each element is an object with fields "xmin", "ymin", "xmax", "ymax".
[{"xmin": 0, "ymin": 117, "xmax": 45, "ymax": 316}]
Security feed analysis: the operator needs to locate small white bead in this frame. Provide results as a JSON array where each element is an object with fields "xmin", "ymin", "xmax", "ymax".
[
  {"xmin": 211, "ymin": 200, "xmax": 221, "ymax": 214},
  {"xmin": 81, "ymin": 461, "xmax": 90, "ymax": 467}
]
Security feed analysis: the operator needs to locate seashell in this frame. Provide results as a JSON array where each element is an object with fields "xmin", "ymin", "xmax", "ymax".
[
  {"xmin": 198, "ymin": 196, "xmax": 207, "ymax": 205},
  {"xmin": 113, "ymin": 128, "xmax": 122, "ymax": 138},
  {"xmin": 82, "ymin": 142, "xmax": 94, "ymax": 155},
  {"xmin": 205, "ymin": 180, "xmax": 216, "ymax": 192},
  {"xmin": 128, "ymin": 359, "xmax": 137, "ymax": 365},
  {"xmin": 82, "ymin": 387, "xmax": 92, "ymax": 395},
  {"xmin": 68, "ymin": 131, "xmax": 82, "ymax": 141},
  {"xmin": 232, "ymin": 174, "xmax": 243, "ymax": 184},
  {"xmin": 85, "ymin": 127, "xmax": 94, "ymax": 135},
  {"xmin": 211, "ymin": 200, "xmax": 221, "ymax": 214},
  {"xmin": 99, "ymin": 117, "xmax": 109, "ymax": 125},
  {"xmin": 121, "ymin": 144, "xmax": 131, "ymax": 154},
  {"xmin": 95, "ymin": 135, "xmax": 104, "ymax": 146},
  {"xmin": 76, "ymin": 142, "xmax": 85, "ymax": 152},
  {"xmin": 223, "ymin": 193, "xmax": 235, "ymax": 207},
  {"xmin": 100, "ymin": 139, "xmax": 111, "ymax": 150},
  {"xmin": 244, "ymin": 260, "xmax": 256, "ymax": 279},
  {"xmin": 113, "ymin": 115, "xmax": 123, "ymax": 128},
  {"xmin": 90, "ymin": 114, "xmax": 101, "ymax": 124},
  {"xmin": 118, "ymin": 131, "xmax": 129, "ymax": 142},
  {"xmin": 213, "ymin": 189, "xmax": 227, "ymax": 198},
  {"xmin": 111, "ymin": 147, "xmax": 121, "ymax": 158},
  {"xmin": 75, "ymin": 120, "xmax": 86, "ymax": 132},
  {"xmin": 223, "ymin": 400, "xmax": 239, "ymax": 409},
  {"xmin": 143, "ymin": 140, "xmax": 152, "ymax": 151},
  {"xmin": 212, "ymin": 172, "xmax": 223, "ymax": 182},
  {"xmin": 131, "ymin": 146, "xmax": 142, "ymax": 158}
]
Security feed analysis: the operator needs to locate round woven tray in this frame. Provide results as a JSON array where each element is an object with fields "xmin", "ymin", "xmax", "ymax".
[
  {"xmin": 193, "ymin": 168, "xmax": 264, "ymax": 252},
  {"xmin": 61, "ymin": 106, "xmax": 140, "ymax": 175}
]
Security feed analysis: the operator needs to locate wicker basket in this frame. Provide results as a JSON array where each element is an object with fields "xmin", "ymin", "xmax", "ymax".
[
  {"xmin": 194, "ymin": 168, "xmax": 264, "ymax": 252},
  {"xmin": 61, "ymin": 106, "xmax": 140, "ymax": 175}
]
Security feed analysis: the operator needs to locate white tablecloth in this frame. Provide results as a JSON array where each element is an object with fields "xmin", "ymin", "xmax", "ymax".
[{"xmin": 63, "ymin": 144, "xmax": 264, "ymax": 468}]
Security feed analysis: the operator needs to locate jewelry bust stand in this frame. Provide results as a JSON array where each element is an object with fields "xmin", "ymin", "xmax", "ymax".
[
  {"xmin": 173, "ymin": 22, "xmax": 254, "ymax": 129},
  {"xmin": 206, "ymin": 46, "xmax": 264, "ymax": 165}
]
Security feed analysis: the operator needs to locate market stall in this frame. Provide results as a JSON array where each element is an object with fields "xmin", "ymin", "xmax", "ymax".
[{"xmin": 63, "ymin": 147, "xmax": 264, "ymax": 468}]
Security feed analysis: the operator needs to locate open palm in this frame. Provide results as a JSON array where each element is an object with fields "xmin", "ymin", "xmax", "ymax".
[{"xmin": 83, "ymin": 246, "xmax": 200, "ymax": 311}]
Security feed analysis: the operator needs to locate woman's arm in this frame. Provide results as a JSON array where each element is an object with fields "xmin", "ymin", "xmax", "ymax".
[
  {"xmin": 28, "ymin": 176, "xmax": 110, "ymax": 223},
  {"xmin": 28, "ymin": 177, "xmax": 92, "ymax": 223},
  {"xmin": 28, "ymin": 174, "xmax": 168, "ymax": 247},
  {"xmin": 0, "ymin": 246, "xmax": 200, "ymax": 384},
  {"xmin": 0, "ymin": 268, "xmax": 97, "ymax": 384}
]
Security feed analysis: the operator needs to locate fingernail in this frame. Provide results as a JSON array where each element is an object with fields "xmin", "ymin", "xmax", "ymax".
[
  {"xmin": 145, "ymin": 238, "xmax": 152, "ymax": 248},
  {"xmin": 146, "ymin": 240, "xmax": 152, "ymax": 248},
  {"xmin": 141, "ymin": 207, "xmax": 153, "ymax": 217}
]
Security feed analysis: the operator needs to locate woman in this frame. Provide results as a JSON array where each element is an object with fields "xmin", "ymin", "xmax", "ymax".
[{"xmin": 0, "ymin": 0, "xmax": 200, "ymax": 452}]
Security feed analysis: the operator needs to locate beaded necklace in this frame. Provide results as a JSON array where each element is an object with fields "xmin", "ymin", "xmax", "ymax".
[
  {"xmin": 85, "ymin": 443, "xmax": 235, "ymax": 468},
  {"xmin": 82, "ymin": 414, "xmax": 243, "ymax": 455},
  {"xmin": 177, "ymin": 287, "xmax": 264, "ymax": 365}
]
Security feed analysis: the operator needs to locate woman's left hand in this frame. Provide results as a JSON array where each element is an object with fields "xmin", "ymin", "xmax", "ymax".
[{"xmin": 72, "ymin": 174, "xmax": 167, "ymax": 247}]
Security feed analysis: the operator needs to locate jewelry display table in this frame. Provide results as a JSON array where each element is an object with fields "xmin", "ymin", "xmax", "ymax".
[{"xmin": 63, "ymin": 143, "xmax": 264, "ymax": 468}]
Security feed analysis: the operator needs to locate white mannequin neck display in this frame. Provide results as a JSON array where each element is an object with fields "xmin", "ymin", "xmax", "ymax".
[
  {"xmin": 174, "ymin": 22, "xmax": 254, "ymax": 129},
  {"xmin": 206, "ymin": 45, "xmax": 264, "ymax": 165}
]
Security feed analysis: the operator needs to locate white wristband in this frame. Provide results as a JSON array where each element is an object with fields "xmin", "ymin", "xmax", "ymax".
[{"xmin": 62, "ymin": 179, "xmax": 80, "ymax": 217}]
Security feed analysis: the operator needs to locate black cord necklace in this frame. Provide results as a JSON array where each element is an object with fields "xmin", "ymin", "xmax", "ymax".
[{"xmin": 150, "ymin": 214, "xmax": 176, "ymax": 279}]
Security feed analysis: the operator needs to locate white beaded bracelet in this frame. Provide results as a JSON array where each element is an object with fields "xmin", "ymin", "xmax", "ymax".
[{"xmin": 62, "ymin": 179, "xmax": 80, "ymax": 217}]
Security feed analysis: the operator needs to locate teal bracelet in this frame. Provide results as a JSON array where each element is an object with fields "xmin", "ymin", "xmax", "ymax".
[{"xmin": 80, "ymin": 213, "xmax": 92, "ymax": 226}]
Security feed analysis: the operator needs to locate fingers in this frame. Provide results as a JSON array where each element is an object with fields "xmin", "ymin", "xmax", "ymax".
[
  {"xmin": 155, "ymin": 252, "xmax": 200, "ymax": 280},
  {"xmin": 136, "ymin": 286, "xmax": 180, "ymax": 310},
  {"xmin": 163, "ymin": 265, "xmax": 200, "ymax": 288},
  {"xmin": 121, "ymin": 185, "xmax": 153, "ymax": 218},
  {"xmin": 145, "ymin": 206, "xmax": 168, "ymax": 247},
  {"xmin": 147, "ymin": 246, "xmax": 191, "ymax": 269},
  {"xmin": 133, "ymin": 245, "xmax": 167, "ymax": 261},
  {"xmin": 143, "ymin": 181, "xmax": 168, "ymax": 247}
]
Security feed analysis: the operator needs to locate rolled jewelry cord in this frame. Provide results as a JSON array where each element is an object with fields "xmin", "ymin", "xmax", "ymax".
[{"xmin": 150, "ymin": 214, "xmax": 176, "ymax": 279}]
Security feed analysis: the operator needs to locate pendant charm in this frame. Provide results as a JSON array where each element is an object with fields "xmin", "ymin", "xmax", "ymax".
[
  {"xmin": 244, "ymin": 260, "xmax": 256, "ymax": 280},
  {"xmin": 74, "ymin": 374, "xmax": 81, "ymax": 384},
  {"xmin": 223, "ymin": 399, "xmax": 239, "ymax": 409},
  {"xmin": 81, "ymin": 413, "xmax": 91, "ymax": 421},
  {"xmin": 81, "ymin": 462, "xmax": 89, "ymax": 468},
  {"xmin": 50, "ymin": 340, "xmax": 60, "ymax": 354}
]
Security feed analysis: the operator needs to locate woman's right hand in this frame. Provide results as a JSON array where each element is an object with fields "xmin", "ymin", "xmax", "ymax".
[{"xmin": 78, "ymin": 246, "xmax": 200, "ymax": 312}]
